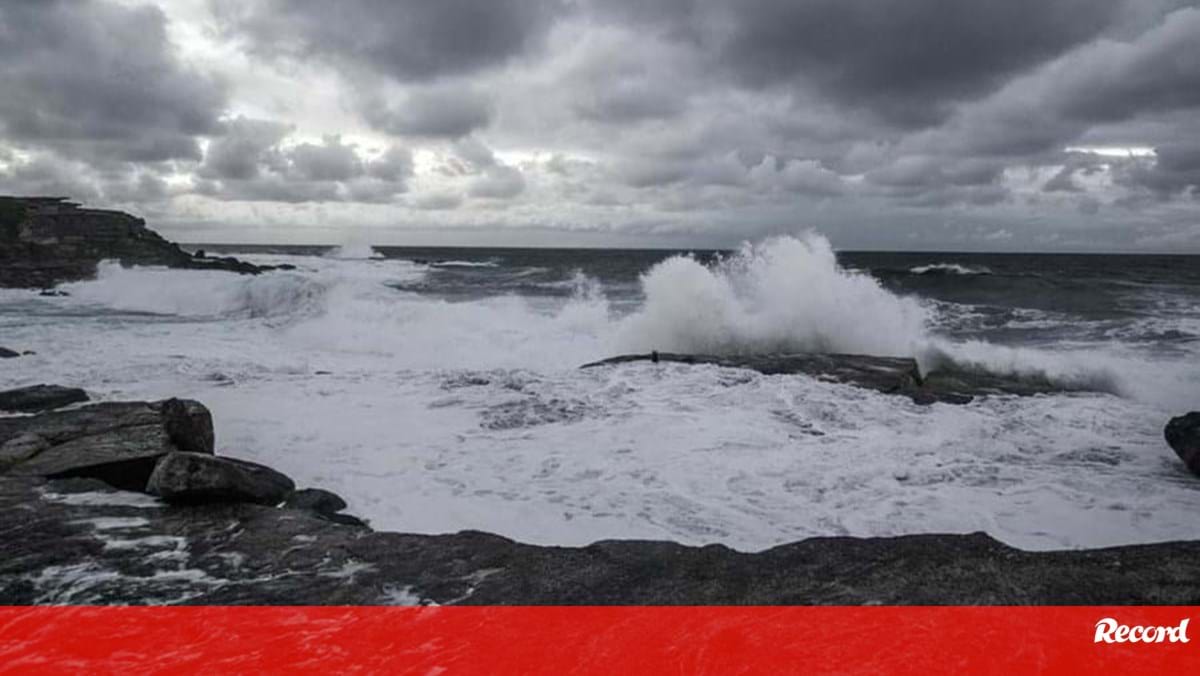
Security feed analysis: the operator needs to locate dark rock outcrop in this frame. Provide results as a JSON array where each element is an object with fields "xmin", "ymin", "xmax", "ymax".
[
  {"xmin": 0, "ymin": 196, "xmax": 281, "ymax": 288},
  {"xmin": 0, "ymin": 399, "xmax": 214, "ymax": 489},
  {"xmin": 1165, "ymin": 412, "xmax": 1200, "ymax": 476},
  {"xmin": 147, "ymin": 452, "xmax": 295, "ymax": 506},
  {"xmin": 284, "ymin": 487, "xmax": 368, "ymax": 527},
  {"xmin": 582, "ymin": 352, "xmax": 1081, "ymax": 404},
  {"xmin": 0, "ymin": 346, "xmax": 20, "ymax": 358},
  {"xmin": 0, "ymin": 384, "xmax": 89, "ymax": 413},
  {"xmin": 285, "ymin": 487, "xmax": 348, "ymax": 515},
  {"xmin": 2, "ymin": 474, "xmax": 1200, "ymax": 605}
]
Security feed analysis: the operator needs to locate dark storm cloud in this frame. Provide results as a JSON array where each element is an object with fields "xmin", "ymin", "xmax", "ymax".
[
  {"xmin": 216, "ymin": 0, "xmax": 566, "ymax": 82},
  {"xmin": 1114, "ymin": 143, "xmax": 1200, "ymax": 198},
  {"xmin": 361, "ymin": 87, "xmax": 494, "ymax": 138},
  {"xmin": 0, "ymin": 0, "xmax": 226, "ymax": 163},
  {"xmin": 589, "ymin": 0, "xmax": 1122, "ymax": 127},
  {"xmin": 196, "ymin": 117, "xmax": 411, "ymax": 203},
  {"xmin": 913, "ymin": 8, "xmax": 1200, "ymax": 158}
]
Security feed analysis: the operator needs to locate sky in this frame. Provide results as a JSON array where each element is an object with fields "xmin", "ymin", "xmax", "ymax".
[{"xmin": 1, "ymin": 0, "xmax": 1199, "ymax": 251}]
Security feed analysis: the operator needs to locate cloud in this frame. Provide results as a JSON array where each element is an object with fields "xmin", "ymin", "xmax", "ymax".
[
  {"xmin": 199, "ymin": 117, "xmax": 292, "ymax": 180},
  {"xmin": 589, "ymin": 0, "xmax": 1122, "ymax": 127},
  {"xmin": 195, "ymin": 117, "xmax": 411, "ymax": 202},
  {"xmin": 0, "ymin": 0, "xmax": 226, "ymax": 163},
  {"xmin": 217, "ymin": 0, "xmax": 566, "ymax": 81},
  {"xmin": 469, "ymin": 165, "xmax": 526, "ymax": 199},
  {"xmin": 362, "ymin": 86, "xmax": 493, "ymax": 138}
]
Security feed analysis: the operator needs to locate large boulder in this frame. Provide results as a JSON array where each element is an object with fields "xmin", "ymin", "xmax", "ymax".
[
  {"xmin": 0, "ymin": 347, "xmax": 19, "ymax": 358},
  {"xmin": 1165, "ymin": 412, "xmax": 1200, "ymax": 476},
  {"xmin": 147, "ymin": 452, "xmax": 295, "ymax": 506},
  {"xmin": 0, "ymin": 399, "xmax": 213, "ymax": 490},
  {"xmin": 0, "ymin": 385, "xmax": 89, "ymax": 413}
]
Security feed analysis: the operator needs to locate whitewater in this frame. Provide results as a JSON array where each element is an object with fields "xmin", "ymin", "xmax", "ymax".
[{"xmin": 2, "ymin": 234, "xmax": 1198, "ymax": 551}]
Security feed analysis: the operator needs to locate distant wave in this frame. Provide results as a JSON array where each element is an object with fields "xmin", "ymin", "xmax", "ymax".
[
  {"xmin": 909, "ymin": 263, "xmax": 992, "ymax": 276},
  {"xmin": 430, "ymin": 260, "xmax": 500, "ymax": 268},
  {"xmin": 325, "ymin": 243, "xmax": 383, "ymax": 260}
]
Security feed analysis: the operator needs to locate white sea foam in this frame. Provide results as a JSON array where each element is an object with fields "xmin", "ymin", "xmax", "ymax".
[
  {"xmin": 617, "ymin": 235, "xmax": 929, "ymax": 357},
  {"xmin": 910, "ymin": 263, "xmax": 991, "ymax": 275},
  {"xmin": 431, "ymin": 260, "xmax": 499, "ymax": 268},
  {"xmin": 5, "ymin": 236, "xmax": 1199, "ymax": 554},
  {"xmin": 325, "ymin": 242, "xmax": 382, "ymax": 259},
  {"xmin": 60, "ymin": 262, "xmax": 327, "ymax": 318}
]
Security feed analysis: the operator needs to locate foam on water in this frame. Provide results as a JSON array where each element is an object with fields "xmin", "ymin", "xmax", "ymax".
[
  {"xmin": 910, "ymin": 263, "xmax": 992, "ymax": 275},
  {"xmin": 4, "ymin": 234, "xmax": 1199, "ymax": 553},
  {"xmin": 325, "ymin": 242, "xmax": 383, "ymax": 260}
]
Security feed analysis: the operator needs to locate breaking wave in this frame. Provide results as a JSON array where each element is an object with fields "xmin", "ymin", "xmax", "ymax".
[
  {"xmin": 617, "ymin": 234, "xmax": 929, "ymax": 357},
  {"xmin": 46, "ymin": 237, "xmax": 1198, "ymax": 407},
  {"xmin": 60, "ymin": 262, "xmax": 327, "ymax": 319},
  {"xmin": 325, "ymin": 242, "xmax": 382, "ymax": 260},
  {"xmin": 909, "ymin": 263, "xmax": 992, "ymax": 276}
]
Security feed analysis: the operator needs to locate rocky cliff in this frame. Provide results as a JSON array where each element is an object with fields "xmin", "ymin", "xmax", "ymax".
[{"xmin": 0, "ymin": 196, "xmax": 276, "ymax": 288}]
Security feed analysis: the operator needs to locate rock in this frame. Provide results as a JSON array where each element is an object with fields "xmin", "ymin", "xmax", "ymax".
[
  {"xmin": 0, "ymin": 399, "xmax": 214, "ymax": 490},
  {"xmin": 582, "ymin": 352, "xmax": 1086, "ymax": 404},
  {"xmin": 147, "ymin": 452, "xmax": 295, "ymax": 506},
  {"xmin": 0, "ymin": 385, "xmax": 89, "ymax": 413},
  {"xmin": 1165, "ymin": 412, "xmax": 1200, "ymax": 476},
  {"xmin": 38, "ymin": 289, "xmax": 68, "ymax": 297},
  {"xmin": 284, "ymin": 488, "xmax": 348, "ymax": 515},
  {"xmin": 160, "ymin": 398, "xmax": 215, "ymax": 455},
  {"xmin": 3, "ymin": 474, "xmax": 1200, "ymax": 604},
  {"xmin": 0, "ymin": 196, "xmax": 285, "ymax": 288},
  {"xmin": 284, "ymin": 487, "xmax": 368, "ymax": 527},
  {"xmin": 0, "ymin": 346, "xmax": 19, "ymax": 358}
]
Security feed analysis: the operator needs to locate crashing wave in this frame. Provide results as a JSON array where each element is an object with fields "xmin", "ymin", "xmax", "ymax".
[
  {"xmin": 60, "ymin": 262, "xmax": 326, "ymax": 319},
  {"xmin": 325, "ymin": 243, "xmax": 383, "ymax": 260}
]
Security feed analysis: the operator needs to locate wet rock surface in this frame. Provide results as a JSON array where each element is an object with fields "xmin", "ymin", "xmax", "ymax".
[
  {"xmin": 0, "ymin": 399, "xmax": 213, "ymax": 489},
  {"xmin": 1165, "ymin": 412, "xmax": 1200, "ymax": 476},
  {"xmin": 0, "ymin": 385, "xmax": 89, "ymax": 413},
  {"xmin": 582, "ymin": 352, "xmax": 1081, "ymax": 404},
  {"xmin": 2, "ymin": 474, "xmax": 1200, "ymax": 605},
  {"xmin": 147, "ymin": 452, "xmax": 295, "ymax": 506},
  {"xmin": 0, "ymin": 196, "xmax": 282, "ymax": 288}
]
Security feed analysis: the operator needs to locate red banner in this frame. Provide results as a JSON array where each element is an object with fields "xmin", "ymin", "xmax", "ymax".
[{"xmin": 1, "ymin": 607, "xmax": 1196, "ymax": 674}]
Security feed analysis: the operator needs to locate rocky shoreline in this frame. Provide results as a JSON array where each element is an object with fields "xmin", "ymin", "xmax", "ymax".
[
  {"xmin": 2, "ymin": 387, "xmax": 1200, "ymax": 605},
  {"xmin": 0, "ymin": 196, "xmax": 287, "ymax": 288}
]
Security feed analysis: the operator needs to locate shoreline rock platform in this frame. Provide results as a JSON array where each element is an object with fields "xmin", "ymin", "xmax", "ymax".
[
  {"xmin": 581, "ymin": 352, "xmax": 1081, "ymax": 405},
  {"xmin": 3, "ymin": 394, "xmax": 1200, "ymax": 605}
]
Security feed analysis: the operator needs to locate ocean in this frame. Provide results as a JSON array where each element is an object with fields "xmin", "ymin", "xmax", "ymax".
[{"xmin": 2, "ymin": 234, "xmax": 1199, "ymax": 551}]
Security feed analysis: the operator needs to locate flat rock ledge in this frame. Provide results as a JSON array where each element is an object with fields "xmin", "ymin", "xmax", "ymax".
[
  {"xmin": 0, "ymin": 384, "xmax": 89, "ymax": 413},
  {"xmin": 582, "ymin": 352, "xmax": 1082, "ymax": 404}
]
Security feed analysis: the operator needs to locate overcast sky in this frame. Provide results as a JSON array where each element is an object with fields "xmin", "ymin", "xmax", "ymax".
[{"xmin": 1, "ymin": 0, "xmax": 1199, "ymax": 251}]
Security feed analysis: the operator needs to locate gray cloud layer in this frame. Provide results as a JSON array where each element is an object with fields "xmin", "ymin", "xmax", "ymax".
[{"xmin": 1, "ymin": 0, "xmax": 1198, "ymax": 249}]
